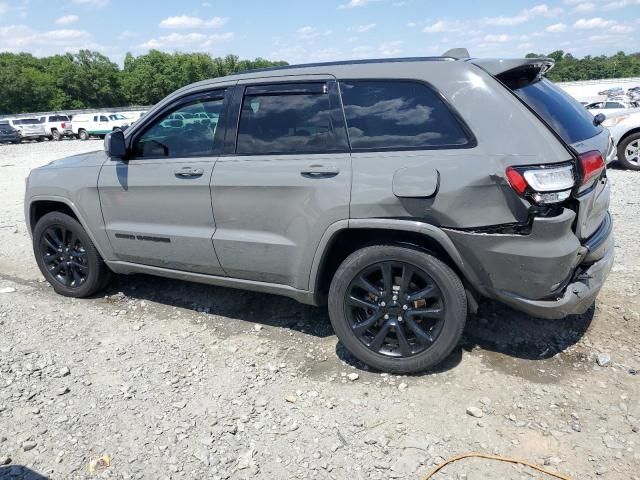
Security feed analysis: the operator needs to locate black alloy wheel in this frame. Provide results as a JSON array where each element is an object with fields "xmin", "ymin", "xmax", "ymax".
[
  {"xmin": 39, "ymin": 225, "xmax": 89, "ymax": 289},
  {"xmin": 346, "ymin": 261, "xmax": 445, "ymax": 357},
  {"xmin": 328, "ymin": 245, "xmax": 467, "ymax": 373},
  {"xmin": 33, "ymin": 211, "xmax": 111, "ymax": 298}
]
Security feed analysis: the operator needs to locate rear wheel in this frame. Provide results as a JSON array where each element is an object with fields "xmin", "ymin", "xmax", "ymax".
[
  {"xmin": 51, "ymin": 129, "xmax": 61, "ymax": 141},
  {"xmin": 618, "ymin": 133, "xmax": 640, "ymax": 170},
  {"xmin": 78, "ymin": 129, "xmax": 89, "ymax": 141},
  {"xmin": 328, "ymin": 245, "xmax": 467, "ymax": 373},
  {"xmin": 33, "ymin": 212, "xmax": 111, "ymax": 298}
]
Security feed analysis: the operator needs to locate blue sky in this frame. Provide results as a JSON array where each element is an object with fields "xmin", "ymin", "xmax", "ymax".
[{"xmin": 0, "ymin": 0, "xmax": 639, "ymax": 64}]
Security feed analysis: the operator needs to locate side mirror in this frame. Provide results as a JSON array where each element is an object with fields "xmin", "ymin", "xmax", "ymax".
[
  {"xmin": 593, "ymin": 113, "xmax": 606, "ymax": 126},
  {"xmin": 104, "ymin": 130, "xmax": 126, "ymax": 158}
]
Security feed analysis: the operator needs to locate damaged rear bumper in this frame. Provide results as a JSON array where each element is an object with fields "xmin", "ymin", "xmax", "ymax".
[
  {"xmin": 491, "ymin": 241, "xmax": 614, "ymax": 319},
  {"xmin": 445, "ymin": 209, "xmax": 614, "ymax": 319}
]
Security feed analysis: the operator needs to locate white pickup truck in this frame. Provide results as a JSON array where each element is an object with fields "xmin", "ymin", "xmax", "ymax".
[
  {"xmin": 72, "ymin": 113, "xmax": 130, "ymax": 140},
  {"xmin": 604, "ymin": 108, "xmax": 640, "ymax": 170},
  {"xmin": 38, "ymin": 114, "xmax": 74, "ymax": 141}
]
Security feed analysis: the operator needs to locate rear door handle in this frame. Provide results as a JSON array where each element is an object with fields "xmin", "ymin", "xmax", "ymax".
[
  {"xmin": 174, "ymin": 167, "xmax": 204, "ymax": 178},
  {"xmin": 300, "ymin": 164, "xmax": 340, "ymax": 179}
]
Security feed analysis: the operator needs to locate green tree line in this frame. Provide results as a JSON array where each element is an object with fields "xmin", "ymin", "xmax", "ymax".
[
  {"xmin": 3, "ymin": 49, "xmax": 640, "ymax": 115},
  {"xmin": 0, "ymin": 50, "xmax": 287, "ymax": 115},
  {"xmin": 527, "ymin": 50, "xmax": 640, "ymax": 82}
]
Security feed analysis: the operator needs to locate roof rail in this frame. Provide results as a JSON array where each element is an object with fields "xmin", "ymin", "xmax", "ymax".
[{"xmin": 442, "ymin": 48, "xmax": 470, "ymax": 60}]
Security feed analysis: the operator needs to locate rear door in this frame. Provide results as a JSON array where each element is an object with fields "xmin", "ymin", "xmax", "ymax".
[
  {"xmin": 210, "ymin": 77, "xmax": 351, "ymax": 289},
  {"xmin": 98, "ymin": 89, "xmax": 229, "ymax": 274}
]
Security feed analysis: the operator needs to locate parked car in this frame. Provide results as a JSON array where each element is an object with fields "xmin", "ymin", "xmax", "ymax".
[
  {"xmin": 598, "ymin": 87, "xmax": 624, "ymax": 98},
  {"xmin": 7, "ymin": 118, "xmax": 47, "ymax": 142},
  {"xmin": 585, "ymin": 100, "xmax": 638, "ymax": 116},
  {"xmin": 72, "ymin": 113, "xmax": 130, "ymax": 140},
  {"xmin": 0, "ymin": 121, "xmax": 21, "ymax": 144},
  {"xmin": 627, "ymin": 86, "xmax": 640, "ymax": 102},
  {"xmin": 603, "ymin": 109, "xmax": 640, "ymax": 170},
  {"xmin": 38, "ymin": 114, "xmax": 73, "ymax": 141},
  {"xmin": 25, "ymin": 53, "xmax": 613, "ymax": 373}
]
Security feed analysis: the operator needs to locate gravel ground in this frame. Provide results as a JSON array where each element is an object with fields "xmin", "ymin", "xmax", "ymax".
[{"xmin": 0, "ymin": 140, "xmax": 639, "ymax": 480}]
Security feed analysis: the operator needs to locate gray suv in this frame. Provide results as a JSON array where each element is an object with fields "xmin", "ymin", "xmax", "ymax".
[{"xmin": 25, "ymin": 53, "xmax": 614, "ymax": 373}]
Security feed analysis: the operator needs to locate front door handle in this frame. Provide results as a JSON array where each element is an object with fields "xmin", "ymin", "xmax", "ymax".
[
  {"xmin": 174, "ymin": 167, "xmax": 204, "ymax": 178},
  {"xmin": 300, "ymin": 164, "xmax": 340, "ymax": 179}
]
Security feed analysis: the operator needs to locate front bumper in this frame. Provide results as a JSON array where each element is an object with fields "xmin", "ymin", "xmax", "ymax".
[{"xmin": 446, "ymin": 210, "xmax": 614, "ymax": 319}]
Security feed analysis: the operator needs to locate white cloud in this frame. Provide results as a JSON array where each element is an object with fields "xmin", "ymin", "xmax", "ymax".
[
  {"xmin": 159, "ymin": 15, "xmax": 228, "ymax": 29},
  {"xmin": 602, "ymin": 0, "xmax": 640, "ymax": 9},
  {"xmin": 297, "ymin": 26, "xmax": 319, "ymax": 38},
  {"xmin": 546, "ymin": 23, "xmax": 568, "ymax": 32},
  {"xmin": 140, "ymin": 32, "xmax": 234, "ymax": 50},
  {"xmin": 610, "ymin": 23, "xmax": 633, "ymax": 33},
  {"xmin": 117, "ymin": 30, "xmax": 139, "ymax": 40},
  {"xmin": 339, "ymin": 0, "xmax": 369, "ymax": 8},
  {"xmin": 0, "ymin": 24, "xmax": 92, "ymax": 54},
  {"xmin": 71, "ymin": 0, "xmax": 109, "ymax": 7},
  {"xmin": 481, "ymin": 15, "xmax": 528, "ymax": 26},
  {"xmin": 55, "ymin": 15, "xmax": 79, "ymax": 26},
  {"xmin": 483, "ymin": 34, "xmax": 512, "ymax": 43},
  {"xmin": 571, "ymin": 2, "xmax": 596, "ymax": 13},
  {"xmin": 574, "ymin": 17, "xmax": 615, "ymax": 29},
  {"xmin": 423, "ymin": 20, "xmax": 466, "ymax": 33},
  {"xmin": 0, "ymin": 3, "xmax": 8, "ymax": 15},
  {"xmin": 379, "ymin": 40, "xmax": 403, "ymax": 56},
  {"xmin": 481, "ymin": 3, "xmax": 563, "ymax": 26},
  {"xmin": 354, "ymin": 23, "xmax": 376, "ymax": 33}
]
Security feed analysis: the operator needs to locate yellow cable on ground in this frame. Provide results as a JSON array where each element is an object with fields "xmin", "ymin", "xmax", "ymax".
[{"xmin": 422, "ymin": 452, "xmax": 573, "ymax": 480}]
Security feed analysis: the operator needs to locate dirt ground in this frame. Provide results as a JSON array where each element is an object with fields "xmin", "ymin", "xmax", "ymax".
[{"xmin": 0, "ymin": 140, "xmax": 638, "ymax": 480}]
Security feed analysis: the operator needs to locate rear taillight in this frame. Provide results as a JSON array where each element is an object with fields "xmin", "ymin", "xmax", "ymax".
[
  {"xmin": 61, "ymin": 122, "xmax": 67, "ymax": 128},
  {"xmin": 506, "ymin": 163, "xmax": 576, "ymax": 205},
  {"xmin": 579, "ymin": 150, "xmax": 605, "ymax": 187}
]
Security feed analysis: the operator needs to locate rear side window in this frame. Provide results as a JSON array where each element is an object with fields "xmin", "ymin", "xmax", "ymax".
[
  {"xmin": 339, "ymin": 80, "xmax": 472, "ymax": 150},
  {"xmin": 509, "ymin": 77, "xmax": 602, "ymax": 144},
  {"xmin": 236, "ymin": 84, "xmax": 346, "ymax": 155}
]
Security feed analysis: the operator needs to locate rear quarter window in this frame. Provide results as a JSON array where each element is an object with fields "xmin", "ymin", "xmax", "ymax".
[{"xmin": 338, "ymin": 80, "xmax": 473, "ymax": 151}]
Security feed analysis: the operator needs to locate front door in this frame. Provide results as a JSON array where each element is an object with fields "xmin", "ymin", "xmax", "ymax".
[
  {"xmin": 98, "ymin": 89, "xmax": 228, "ymax": 275},
  {"xmin": 211, "ymin": 79, "xmax": 351, "ymax": 289}
]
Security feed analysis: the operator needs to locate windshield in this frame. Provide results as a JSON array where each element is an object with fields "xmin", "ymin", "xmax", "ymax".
[
  {"xmin": 109, "ymin": 114, "xmax": 127, "ymax": 120},
  {"xmin": 510, "ymin": 78, "xmax": 602, "ymax": 144}
]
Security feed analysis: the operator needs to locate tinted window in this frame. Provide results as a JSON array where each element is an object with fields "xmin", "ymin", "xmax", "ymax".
[
  {"xmin": 134, "ymin": 96, "xmax": 224, "ymax": 158},
  {"xmin": 236, "ymin": 87, "xmax": 345, "ymax": 155},
  {"xmin": 100, "ymin": 116, "xmax": 109, "ymax": 122},
  {"xmin": 605, "ymin": 102, "xmax": 623, "ymax": 108},
  {"xmin": 339, "ymin": 81, "xmax": 471, "ymax": 150},
  {"xmin": 50, "ymin": 115, "xmax": 69, "ymax": 122},
  {"xmin": 511, "ymin": 78, "xmax": 602, "ymax": 144}
]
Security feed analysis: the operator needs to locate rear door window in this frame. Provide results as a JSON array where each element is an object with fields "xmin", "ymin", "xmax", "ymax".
[
  {"xmin": 508, "ymin": 77, "xmax": 602, "ymax": 144},
  {"xmin": 338, "ymin": 80, "xmax": 472, "ymax": 150},
  {"xmin": 236, "ymin": 82, "xmax": 347, "ymax": 155}
]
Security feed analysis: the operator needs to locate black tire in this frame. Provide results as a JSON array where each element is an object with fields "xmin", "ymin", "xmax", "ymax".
[
  {"xmin": 78, "ymin": 129, "xmax": 89, "ymax": 141},
  {"xmin": 51, "ymin": 129, "xmax": 61, "ymax": 141},
  {"xmin": 617, "ymin": 132, "xmax": 640, "ymax": 170},
  {"xmin": 328, "ymin": 245, "xmax": 467, "ymax": 373},
  {"xmin": 33, "ymin": 212, "xmax": 111, "ymax": 298}
]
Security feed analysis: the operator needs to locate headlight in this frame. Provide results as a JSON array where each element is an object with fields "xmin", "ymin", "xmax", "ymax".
[{"xmin": 603, "ymin": 114, "xmax": 629, "ymax": 127}]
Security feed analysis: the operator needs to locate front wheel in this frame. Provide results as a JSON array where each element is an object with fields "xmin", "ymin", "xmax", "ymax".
[
  {"xmin": 33, "ymin": 212, "xmax": 111, "ymax": 298},
  {"xmin": 328, "ymin": 245, "xmax": 467, "ymax": 373},
  {"xmin": 617, "ymin": 133, "xmax": 640, "ymax": 170}
]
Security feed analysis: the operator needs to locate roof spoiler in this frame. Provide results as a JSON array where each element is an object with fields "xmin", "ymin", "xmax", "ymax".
[
  {"xmin": 470, "ymin": 57, "xmax": 555, "ymax": 76},
  {"xmin": 442, "ymin": 48, "xmax": 470, "ymax": 60}
]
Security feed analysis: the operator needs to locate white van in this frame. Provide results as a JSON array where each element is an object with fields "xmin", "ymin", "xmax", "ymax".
[{"xmin": 72, "ymin": 113, "xmax": 131, "ymax": 140}]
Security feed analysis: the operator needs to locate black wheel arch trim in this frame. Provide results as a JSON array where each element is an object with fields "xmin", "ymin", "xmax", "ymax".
[
  {"xmin": 26, "ymin": 195, "xmax": 110, "ymax": 262},
  {"xmin": 308, "ymin": 218, "xmax": 483, "ymax": 305}
]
